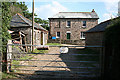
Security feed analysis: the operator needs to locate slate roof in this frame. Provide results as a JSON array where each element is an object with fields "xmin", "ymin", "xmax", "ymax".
[
  {"xmin": 49, "ymin": 12, "xmax": 99, "ymax": 19},
  {"xmin": 86, "ymin": 19, "xmax": 112, "ymax": 33},
  {"xmin": 10, "ymin": 13, "xmax": 47, "ymax": 31}
]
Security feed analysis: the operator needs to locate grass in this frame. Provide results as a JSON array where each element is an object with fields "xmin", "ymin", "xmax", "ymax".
[
  {"xmin": 32, "ymin": 49, "xmax": 48, "ymax": 53},
  {"xmin": 47, "ymin": 43, "xmax": 61, "ymax": 46},
  {"xmin": 2, "ymin": 72, "xmax": 17, "ymax": 79},
  {"xmin": 11, "ymin": 54, "xmax": 36, "ymax": 70}
]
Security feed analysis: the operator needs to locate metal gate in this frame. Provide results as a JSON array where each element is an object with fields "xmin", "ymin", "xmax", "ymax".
[{"xmin": 7, "ymin": 44, "xmax": 103, "ymax": 79}]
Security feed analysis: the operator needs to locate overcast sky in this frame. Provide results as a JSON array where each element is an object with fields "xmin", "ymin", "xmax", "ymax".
[{"xmin": 17, "ymin": 0, "xmax": 119, "ymax": 23}]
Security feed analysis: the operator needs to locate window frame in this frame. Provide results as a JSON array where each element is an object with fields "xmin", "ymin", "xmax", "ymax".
[
  {"xmin": 82, "ymin": 21, "xmax": 86, "ymax": 28},
  {"xmin": 80, "ymin": 32, "xmax": 85, "ymax": 39},
  {"xmin": 66, "ymin": 21, "xmax": 71, "ymax": 27},
  {"xmin": 66, "ymin": 31, "xmax": 71, "ymax": 39},
  {"xmin": 56, "ymin": 32, "xmax": 60, "ymax": 38}
]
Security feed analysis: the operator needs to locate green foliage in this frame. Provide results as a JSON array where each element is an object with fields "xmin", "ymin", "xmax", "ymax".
[
  {"xmin": 10, "ymin": 5, "xmax": 23, "ymax": 16},
  {"xmin": 33, "ymin": 49, "xmax": 48, "ymax": 53},
  {"xmin": 47, "ymin": 43, "xmax": 62, "ymax": 46},
  {"xmin": 105, "ymin": 18, "xmax": 120, "ymax": 48},
  {"xmin": 2, "ymin": 72, "xmax": 17, "ymax": 79},
  {"xmin": 2, "ymin": 2, "xmax": 11, "ymax": 53},
  {"xmin": 11, "ymin": 1, "xmax": 49, "ymax": 30},
  {"xmin": 34, "ymin": 18, "xmax": 43, "ymax": 23},
  {"xmin": 13, "ymin": 2, "xmax": 28, "ymax": 16}
]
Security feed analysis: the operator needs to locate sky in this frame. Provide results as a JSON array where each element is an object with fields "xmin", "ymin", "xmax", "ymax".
[{"xmin": 17, "ymin": 0, "xmax": 119, "ymax": 23}]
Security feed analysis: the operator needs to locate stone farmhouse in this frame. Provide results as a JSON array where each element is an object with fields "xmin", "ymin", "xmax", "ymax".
[
  {"xmin": 9, "ymin": 13, "xmax": 48, "ymax": 51},
  {"xmin": 48, "ymin": 9, "xmax": 99, "ymax": 45}
]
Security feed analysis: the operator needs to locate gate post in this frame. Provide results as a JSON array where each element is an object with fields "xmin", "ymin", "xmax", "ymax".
[
  {"xmin": 0, "ymin": 3, "xmax": 2, "ymax": 79},
  {"xmin": 7, "ymin": 40, "xmax": 12, "ymax": 72}
]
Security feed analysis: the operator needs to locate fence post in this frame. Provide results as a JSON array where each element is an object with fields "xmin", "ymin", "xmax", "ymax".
[{"xmin": 7, "ymin": 40, "xmax": 12, "ymax": 72}]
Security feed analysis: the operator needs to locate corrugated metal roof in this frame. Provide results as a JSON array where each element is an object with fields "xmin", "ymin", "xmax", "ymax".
[
  {"xmin": 49, "ymin": 12, "xmax": 99, "ymax": 19},
  {"xmin": 86, "ymin": 19, "xmax": 112, "ymax": 32},
  {"xmin": 10, "ymin": 13, "xmax": 47, "ymax": 31}
]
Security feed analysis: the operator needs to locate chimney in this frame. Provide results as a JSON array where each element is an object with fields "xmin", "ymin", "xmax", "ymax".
[{"xmin": 92, "ymin": 9, "xmax": 95, "ymax": 12}]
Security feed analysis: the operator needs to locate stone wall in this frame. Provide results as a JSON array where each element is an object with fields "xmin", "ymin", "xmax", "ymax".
[
  {"xmin": 85, "ymin": 32, "xmax": 104, "ymax": 46},
  {"xmin": 85, "ymin": 32, "xmax": 104, "ymax": 51},
  {"xmin": 49, "ymin": 18, "xmax": 98, "ymax": 40}
]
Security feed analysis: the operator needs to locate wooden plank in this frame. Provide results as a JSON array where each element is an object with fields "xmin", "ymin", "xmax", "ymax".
[
  {"xmin": 11, "ymin": 59, "xmax": 97, "ymax": 63},
  {"xmin": 11, "ymin": 65, "xmax": 99, "ymax": 69}
]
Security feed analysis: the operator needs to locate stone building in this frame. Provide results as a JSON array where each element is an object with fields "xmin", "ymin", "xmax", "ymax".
[
  {"xmin": 48, "ymin": 9, "xmax": 99, "ymax": 45},
  {"xmin": 10, "ymin": 13, "xmax": 48, "ymax": 50}
]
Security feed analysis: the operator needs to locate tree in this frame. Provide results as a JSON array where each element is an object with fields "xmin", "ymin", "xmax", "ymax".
[
  {"xmin": 14, "ymin": 2, "xmax": 49, "ymax": 30},
  {"xmin": 10, "ymin": 1, "xmax": 49, "ymax": 30},
  {"xmin": 13, "ymin": 2, "xmax": 28, "ymax": 17},
  {"xmin": 40, "ymin": 20, "xmax": 49, "ymax": 30},
  {"xmin": 2, "ymin": 2, "xmax": 11, "ymax": 72}
]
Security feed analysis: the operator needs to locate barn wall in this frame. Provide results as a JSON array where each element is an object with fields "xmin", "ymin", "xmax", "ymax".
[{"xmin": 85, "ymin": 32, "xmax": 104, "ymax": 51}]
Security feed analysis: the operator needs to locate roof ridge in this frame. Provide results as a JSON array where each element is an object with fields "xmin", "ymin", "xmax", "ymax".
[
  {"xmin": 59, "ymin": 12, "xmax": 92, "ymax": 13},
  {"xmin": 17, "ymin": 13, "xmax": 31, "ymax": 26}
]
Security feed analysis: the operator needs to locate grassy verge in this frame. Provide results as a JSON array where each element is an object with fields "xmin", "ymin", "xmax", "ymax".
[
  {"xmin": 33, "ymin": 49, "xmax": 48, "ymax": 53},
  {"xmin": 47, "ymin": 43, "xmax": 62, "ymax": 46},
  {"xmin": 2, "ymin": 72, "xmax": 17, "ymax": 79},
  {"xmin": 11, "ymin": 54, "xmax": 36, "ymax": 70}
]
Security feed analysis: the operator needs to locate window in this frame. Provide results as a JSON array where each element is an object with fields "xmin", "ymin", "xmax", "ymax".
[
  {"xmin": 80, "ymin": 32, "xmax": 85, "ymax": 39},
  {"xmin": 56, "ymin": 32, "xmax": 60, "ymax": 38},
  {"xmin": 67, "ymin": 21, "xmax": 71, "ymax": 27},
  {"xmin": 82, "ymin": 21, "xmax": 86, "ymax": 28},
  {"xmin": 67, "ymin": 33, "xmax": 71, "ymax": 39}
]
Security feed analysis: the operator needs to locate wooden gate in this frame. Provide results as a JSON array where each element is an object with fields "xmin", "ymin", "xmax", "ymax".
[{"xmin": 7, "ymin": 44, "xmax": 103, "ymax": 79}]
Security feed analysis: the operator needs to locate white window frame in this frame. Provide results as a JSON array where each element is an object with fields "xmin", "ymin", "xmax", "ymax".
[
  {"xmin": 66, "ymin": 21, "xmax": 71, "ymax": 27},
  {"xmin": 56, "ymin": 32, "xmax": 60, "ymax": 38},
  {"xmin": 80, "ymin": 32, "xmax": 85, "ymax": 39},
  {"xmin": 82, "ymin": 21, "xmax": 86, "ymax": 28}
]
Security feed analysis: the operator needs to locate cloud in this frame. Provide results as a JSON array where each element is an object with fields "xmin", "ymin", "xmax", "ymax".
[
  {"xmin": 102, "ymin": 0, "xmax": 119, "ymax": 22},
  {"xmin": 28, "ymin": 1, "xmax": 69, "ymax": 20},
  {"xmin": 16, "ymin": 0, "xmax": 120, "ymax": 2}
]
